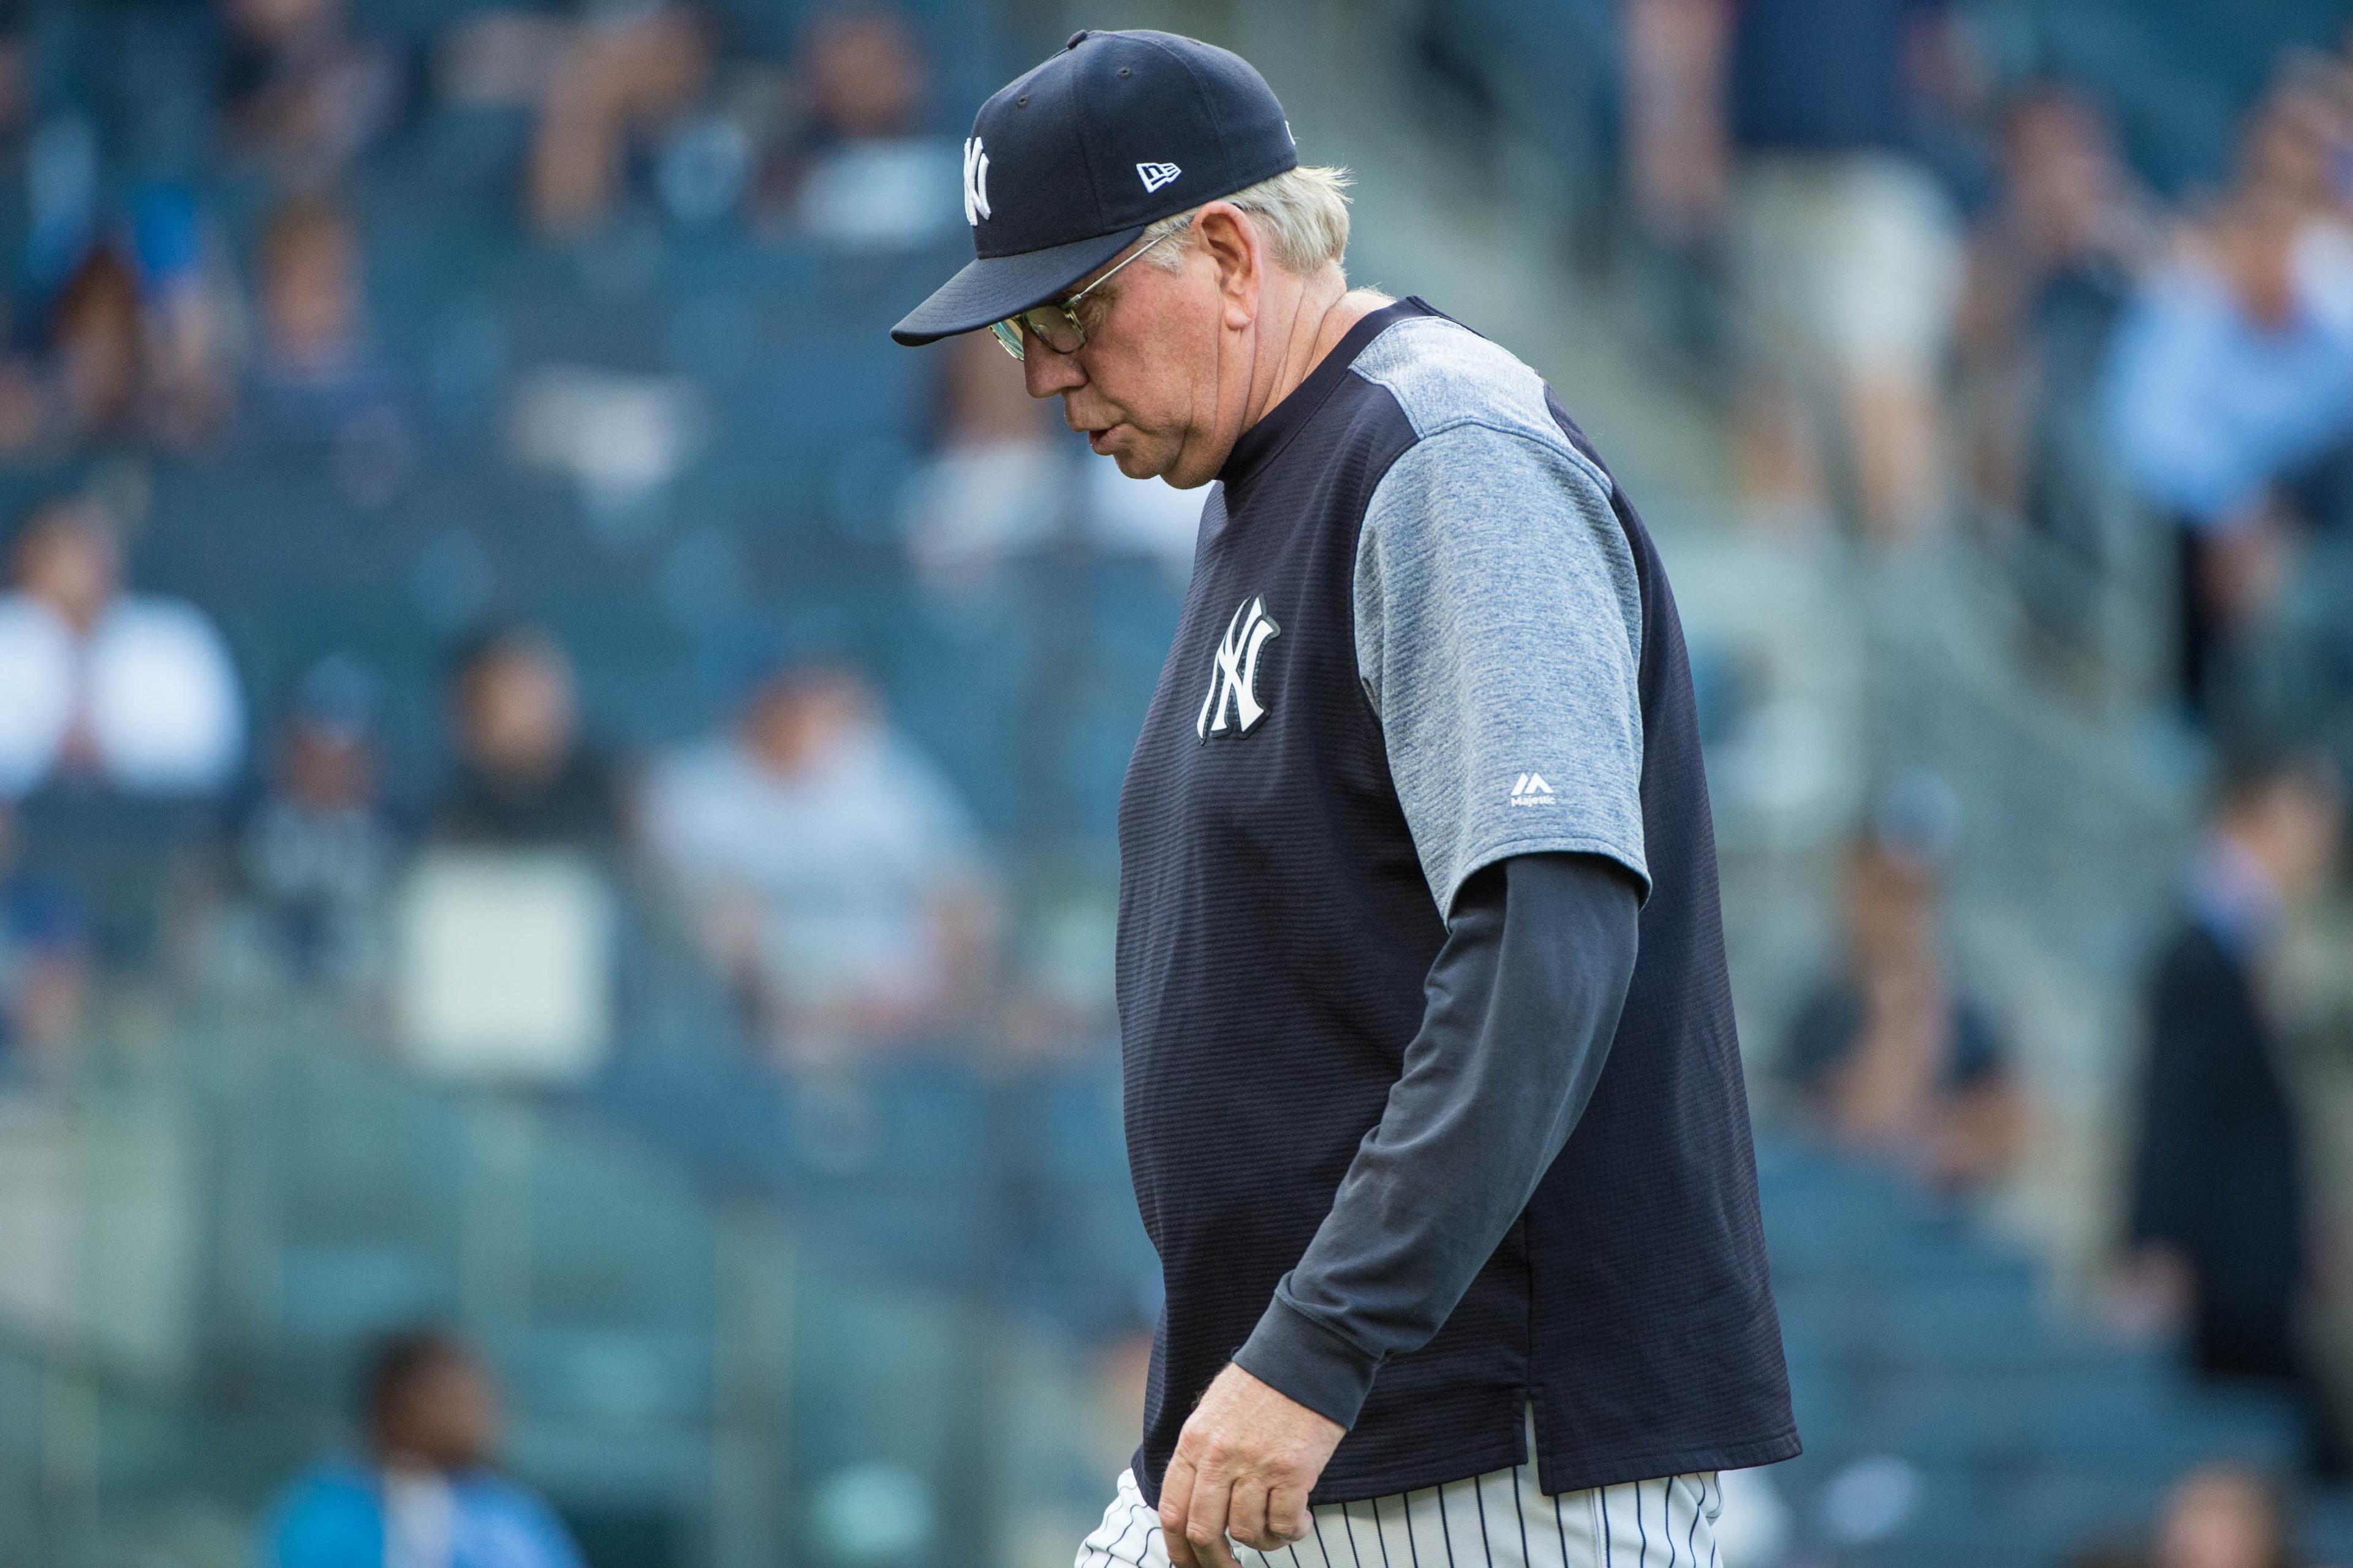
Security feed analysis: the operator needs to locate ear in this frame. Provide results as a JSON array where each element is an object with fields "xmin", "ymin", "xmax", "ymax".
[{"xmin": 1191, "ymin": 202, "xmax": 1261, "ymax": 330}]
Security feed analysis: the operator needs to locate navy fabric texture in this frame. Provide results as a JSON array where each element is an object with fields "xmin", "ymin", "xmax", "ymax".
[
  {"xmin": 1231, "ymin": 850, "xmax": 1642, "ymax": 1431},
  {"xmin": 1115, "ymin": 298, "xmax": 1797, "ymax": 1506}
]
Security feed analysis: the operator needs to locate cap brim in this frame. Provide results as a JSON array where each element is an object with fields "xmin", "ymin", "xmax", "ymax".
[{"xmin": 890, "ymin": 226, "xmax": 1147, "ymax": 346}]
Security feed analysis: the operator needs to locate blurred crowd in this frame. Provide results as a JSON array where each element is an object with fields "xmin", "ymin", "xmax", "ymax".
[
  {"xmin": 1618, "ymin": 0, "xmax": 2353, "ymax": 754},
  {"xmin": 1604, "ymin": 0, "xmax": 2353, "ymax": 1524},
  {"xmin": 2, "ymin": 0, "xmax": 2353, "ymax": 1560},
  {"xmin": 1588, "ymin": 0, "xmax": 2353, "ymax": 1550},
  {"xmin": 0, "ymin": 0, "xmax": 1208, "ymax": 1094},
  {"xmin": 0, "ymin": 482, "xmax": 1016, "ymax": 1084}
]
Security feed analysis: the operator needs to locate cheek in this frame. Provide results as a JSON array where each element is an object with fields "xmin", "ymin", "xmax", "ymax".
[{"xmin": 1103, "ymin": 322, "xmax": 1202, "ymax": 434}]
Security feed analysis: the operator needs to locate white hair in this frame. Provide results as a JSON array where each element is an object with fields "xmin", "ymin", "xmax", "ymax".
[{"xmin": 1140, "ymin": 164, "xmax": 1352, "ymax": 276}]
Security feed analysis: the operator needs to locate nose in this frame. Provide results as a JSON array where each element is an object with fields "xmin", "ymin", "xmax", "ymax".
[{"xmin": 1021, "ymin": 335, "xmax": 1086, "ymax": 398}]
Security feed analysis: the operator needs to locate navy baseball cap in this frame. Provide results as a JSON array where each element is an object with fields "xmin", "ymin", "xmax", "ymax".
[{"xmin": 890, "ymin": 29, "xmax": 1298, "ymax": 346}]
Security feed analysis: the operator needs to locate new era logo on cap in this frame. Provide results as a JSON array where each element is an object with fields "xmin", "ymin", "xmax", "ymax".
[{"xmin": 1136, "ymin": 161, "xmax": 1182, "ymax": 193}]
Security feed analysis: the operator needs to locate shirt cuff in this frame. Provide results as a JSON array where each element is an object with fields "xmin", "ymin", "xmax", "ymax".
[{"xmin": 1231, "ymin": 1290, "xmax": 1382, "ymax": 1431}]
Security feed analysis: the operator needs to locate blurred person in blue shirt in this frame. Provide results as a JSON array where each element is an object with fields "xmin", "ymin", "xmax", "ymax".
[
  {"xmin": 2105, "ymin": 71, "xmax": 2353, "ymax": 718},
  {"xmin": 263, "ymin": 1330, "xmax": 585, "ymax": 1568},
  {"xmin": 642, "ymin": 634, "xmax": 997, "ymax": 1071}
]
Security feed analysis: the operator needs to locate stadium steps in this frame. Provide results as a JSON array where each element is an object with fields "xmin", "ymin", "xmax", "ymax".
[{"xmin": 1757, "ymin": 1136, "xmax": 2353, "ymax": 1563}]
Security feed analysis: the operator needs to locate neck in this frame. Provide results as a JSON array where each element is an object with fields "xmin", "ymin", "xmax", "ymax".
[{"xmin": 1240, "ymin": 271, "xmax": 1388, "ymax": 433}]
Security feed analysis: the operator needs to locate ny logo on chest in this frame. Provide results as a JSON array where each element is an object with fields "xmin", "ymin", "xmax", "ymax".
[{"xmin": 1196, "ymin": 594, "xmax": 1280, "ymax": 741}]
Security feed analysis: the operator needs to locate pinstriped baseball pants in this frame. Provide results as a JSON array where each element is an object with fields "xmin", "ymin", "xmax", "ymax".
[{"xmin": 1075, "ymin": 1405, "xmax": 1722, "ymax": 1568}]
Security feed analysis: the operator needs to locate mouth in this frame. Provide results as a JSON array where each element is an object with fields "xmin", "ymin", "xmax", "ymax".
[{"xmin": 1085, "ymin": 423, "xmax": 1121, "ymax": 455}]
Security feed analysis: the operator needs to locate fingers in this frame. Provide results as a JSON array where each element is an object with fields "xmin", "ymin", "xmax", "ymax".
[
  {"xmin": 1225, "ymin": 1479, "xmax": 1270, "ymax": 1551},
  {"xmin": 1265, "ymin": 1484, "xmax": 1312, "ymax": 1547},
  {"xmin": 1229, "ymin": 1481, "xmax": 1312, "ymax": 1552},
  {"xmin": 1158, "ymin": 1453, "xmax": 1200, "ymax": 1568},
  {"xmin": 1184, "ymin": 1464, "xmax": 1241, "ymax": 1568}
]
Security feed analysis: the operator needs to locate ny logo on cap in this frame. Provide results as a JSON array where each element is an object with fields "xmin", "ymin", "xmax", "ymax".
[
  {"xmin": 1136, "ymin": 161, "xmax": 1182, "ymax": 194},
  {"xmin": 963, "ymin": 137, "xmax": 992, "ymax": 225}
]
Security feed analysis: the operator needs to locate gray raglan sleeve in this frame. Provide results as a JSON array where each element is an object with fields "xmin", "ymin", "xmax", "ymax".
[
  {"xmin": 1227, "ymin": 421, "xmax": 1650, "ymax": 1429},
  {"xmin": 1353, "ymin": 422, "xmax": 1648, "ymax": 912}
]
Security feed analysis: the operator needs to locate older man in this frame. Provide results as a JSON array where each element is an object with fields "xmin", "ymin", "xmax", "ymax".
[{"xmin": 895, "ymin": 30, "xmax": 1795, "ymax": 1568}]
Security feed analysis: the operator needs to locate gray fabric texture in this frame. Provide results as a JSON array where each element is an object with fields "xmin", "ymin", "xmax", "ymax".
[
  {"xmin": 1349, "ymin": 314, "xmax": 1648, "ymax": 918},
  {"xmin": 1231, "ymin": 852, "xmax": 1642, "ymax": 1430}
]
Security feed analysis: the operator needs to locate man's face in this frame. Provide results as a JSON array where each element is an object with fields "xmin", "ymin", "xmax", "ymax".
[
  {"xmin": 742, "ymin": 667, "xmax": 871, "ymax": 776},
  {"xmin": 461, "ymin": 646, "xmax": 577, "ymax": 779},
  {"xmin": 1018, "ymin": 239, "xmax": 1235, "ymax": 488},
  {"xmin": 382, "ymin": 1356, "xmax": 499, "ymax": 1472},
  {"xmin": 16, "ymin": 511, "xmax": 120, "ymax": 630}
]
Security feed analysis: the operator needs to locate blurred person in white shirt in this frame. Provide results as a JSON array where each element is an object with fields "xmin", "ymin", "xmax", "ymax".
[
  {"xmin": 642, "ymin": 637, "xmax": 996, "ymax": 1070},
  {"xmin": 765, "ymin": 8, "xmax": 961, "ymax": 250},
  {"xmin": 0, "ymin": 497, "xmax": 244, "ymax": 798}
]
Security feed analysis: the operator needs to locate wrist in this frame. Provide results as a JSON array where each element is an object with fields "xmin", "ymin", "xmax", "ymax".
[{"xmin": 1232, "ymin": 1292, "xmax": 1379, "ymax": 1431}]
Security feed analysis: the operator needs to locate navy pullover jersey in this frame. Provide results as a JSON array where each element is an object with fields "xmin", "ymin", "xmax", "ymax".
[{"xmin": 1115, "ymin": 298, "xmax": 1797, "ymax": 1505}]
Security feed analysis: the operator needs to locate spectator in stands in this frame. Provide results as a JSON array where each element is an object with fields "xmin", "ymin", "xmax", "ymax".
[
  {"xmin": 2147, "ymin": 1462, "xmax": 2301, "ymax": 1568},
  {"xmin": 523, "ymin": 4, "xmax": 710, "ymax": 235},
  {"xmin": 1779, "ymin": 786, "xmax": 2025, "ymax": 1192},
  {"xmin": 232, "ymin": 655, "xmax": 401, "ymax": 995},
  {"xmin": 904, "ymin": 328, "xmax": 1063, "ymax": 597},
  {"xmin": 761, "ymin": 8, "xmax": 960, "ymax": 250},
  {"xmin": 251, "ymin": 195, "xmax": 398, "ymax": 449},
  {"xmin": 1956, "ymin": 81, "xmax": 2156, "ymax": 632},
  {"xmin": 0, "ymin": 202, "xmax": 241, "ymax": 455},
  {"xmin": 433, "ymin": 625, "xmax": 620, "ymax": 851},
  {"xmin": 642, "ymin": 637, "xmax": 996, "ymax": 1070},
  {"xmin": 2105, "ymin": 73, "xmax": 2353, "ymax": 718},
  {"xmin": 220, "ymin": 0, "xmax": 405, "ymax": 190},
  {"xmin": 1624, "ymin": 0, "xmax": 1972, "ymax": 538},
  {"xmin": 263, "ymin": 1329, "xmax": 585, "ymax": 1568},
  {"xmin": 0, "ymin": 498, "xmax": 244, "ymax": 798},
  {"xmin": 14, "ymin": 218, "xmax": 245, "ymax": 456},
  {"xmin": 133, "ymin": 184, "xmax": 244, "ymax": 452},
  {"xmin": 50, "ymin": 243, "xmax": 145, "ymax": 444},
  {"xmin": 2125, "ymin": 743, "xmax": 2345, "ymax": 1475},
  {"xmin": 0, "ymin": 801, "xmax": 89, "ymax": 1086}
]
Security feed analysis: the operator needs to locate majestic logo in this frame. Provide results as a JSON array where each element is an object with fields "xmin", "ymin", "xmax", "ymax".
[
  {"xmin": 1197, "ymin": 596, "xmax": 1280, "ymax": 741},
  {"xmin": 963, "ymin": 137, "xmax": 992, "ymax": 225},
  {"xmin": 1510, "ymin": 773, "xmax": 1555, "ymax": 806},
  {"xmin": 1136, "ymin": 161, "xmax": 1183, "ymax": 194}
]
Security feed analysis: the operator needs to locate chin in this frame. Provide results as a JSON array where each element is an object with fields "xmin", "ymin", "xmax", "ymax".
[{"xmin": 1112, "ymin": 445, "xmax": 1168, "ymax": 481}]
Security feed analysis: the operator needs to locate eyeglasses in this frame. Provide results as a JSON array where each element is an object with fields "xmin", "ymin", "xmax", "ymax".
[{"xmin": 988, "ymin": 228, "xmax": 1180, "ymax": 360}]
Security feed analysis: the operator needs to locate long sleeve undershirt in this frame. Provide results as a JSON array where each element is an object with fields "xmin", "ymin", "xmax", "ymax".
[{"xmin": 1231, "ymin": 850, "xmax": 1643, "ymax": 1428}]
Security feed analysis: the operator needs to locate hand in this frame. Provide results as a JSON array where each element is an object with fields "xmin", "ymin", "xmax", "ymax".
[{"xmin": 1158, "ymin": 1363, "xmax": 1346, "ymax": 1568}]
